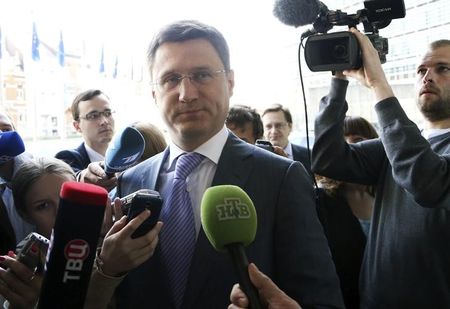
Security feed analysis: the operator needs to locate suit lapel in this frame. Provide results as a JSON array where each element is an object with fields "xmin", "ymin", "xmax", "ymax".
[
  {"xmin": 183, "ymin": 133, "xmax": 255, "ymax": 307},
  {"xmin": 211, "ymin": 133, "xmax": 254, "ymax": 187},
  {"xmin": 139, "ymin": 148, "xmax": 169, "ymax": 190},
  {"xmin": 79, "ymin": 143, "xmax": 91, "ymax": 166}
]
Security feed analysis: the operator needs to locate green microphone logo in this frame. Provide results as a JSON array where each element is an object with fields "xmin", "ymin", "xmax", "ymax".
[
  {"xmin": 216, "ymin": 198, "xmax": 251, "ymax": 221},
  {"xmin": 201, "ymin": 185, "xmax": 257, "ymax": 252}
]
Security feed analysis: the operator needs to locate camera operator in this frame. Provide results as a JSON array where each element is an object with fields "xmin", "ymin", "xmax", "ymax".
[{"xmin": 312, "ymin": 27, "xmax": 450, "ymax": 308}]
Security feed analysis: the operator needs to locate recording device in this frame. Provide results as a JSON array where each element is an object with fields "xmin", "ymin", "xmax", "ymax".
[
  {"xmin": 201, "ymin": 185, "xmax": 262, "ymax": 309},
  {"xmin": 104, "ymin": 126, "xmax": 145, "ymax": 177},
  {"xmin": 0, "ymin": 131, "xmax": 25, "ymax": 165},
  {"xmin": 255, "ymin": 139, "xmax": 274, "ymax": 152},
  {"xmin": 37, "ymin": 181, "xmax": 108, "ymax": 309},
  {"xmin": 273, "ymin": 0, "xmax": 406, "ymax": 71},
  {"xmin": 14, "ymin": 232, "xmax": 49, "ymax": 274},
  {"xmin": 121, "ymin": 189, "xmax": 163, "ymax": 238}
]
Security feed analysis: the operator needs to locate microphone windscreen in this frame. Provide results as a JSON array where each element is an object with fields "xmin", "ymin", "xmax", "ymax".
[
  {"xmin": 37, "ymin": 181, "xmax": 107, "ymax": 309},
  {"xmin": 0, "ymin": 131, "xmax": 25, "ymax": 164},
  {"xmin": 104, "ymin": 126, "xmax": 145, "ymax": 174},
  {"xmin": 201, "ymin": 185, "xmax": 257, "ymax": 252},
  {"xmin": 273, "ymin": 0, "xmax": 322, "ymax": 27}
]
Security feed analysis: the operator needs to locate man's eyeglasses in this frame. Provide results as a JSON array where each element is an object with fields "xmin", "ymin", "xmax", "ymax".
[
  {"xmin": 264, "ymin": 122, "xmax": 288, "ymax": 130},
  {"xmin": 152, "ymin": 69, "xmax": 227, "ymax": 92},
  {"xmin": 79, "ymin": 110, "xmax": 115, "ymax": 121}
]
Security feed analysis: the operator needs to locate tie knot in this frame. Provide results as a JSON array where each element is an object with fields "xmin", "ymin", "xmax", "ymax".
[{"xmin": 174, "ymin": 152, "xmax": 204, "ymax": 180}]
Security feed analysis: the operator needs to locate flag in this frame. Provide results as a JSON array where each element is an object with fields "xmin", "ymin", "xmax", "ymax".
[
  {"xmin": 31, "ymin": 22, "xmax": 40, "ymax": 61},
  {"xmin": 131, "ymin": 60, "xmax": 134, "ymax": 80},
  {"xmin": 113, "ymin": 55, "xmax": 118, "ymax": 78},
  {"xmin": 99, "ymin": 46, "xmax": 104, "ymax": 73},
  {"xmin": 58, "ymin": 31, "xmax": 64, "ymax": 67},
  {"xmin": 0, "ymin": 27, "xmax": 3, "ymax": 60}
]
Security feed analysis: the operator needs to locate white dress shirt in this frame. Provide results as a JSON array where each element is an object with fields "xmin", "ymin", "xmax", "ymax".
[
  {"xmin": 84, "ymin": 143, "xmax": 105, "ymax": 163},
  {"xmin": 283, "ymin": 142, "xmax": 294, "ymax": 160},
  {"xmin": 158, "ymin": 127, "xmax": 229, "ymax": 235}
]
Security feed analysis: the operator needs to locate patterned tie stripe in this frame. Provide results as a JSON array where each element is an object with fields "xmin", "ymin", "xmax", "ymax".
[{"xmin": 160, "ymin": 152, "xmax": 204, "ymax": 308}]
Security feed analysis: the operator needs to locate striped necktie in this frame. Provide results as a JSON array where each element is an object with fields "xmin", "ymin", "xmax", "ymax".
[{"xmin": 160, "ymin": 152, "xmax": 204, "ymax": 308}]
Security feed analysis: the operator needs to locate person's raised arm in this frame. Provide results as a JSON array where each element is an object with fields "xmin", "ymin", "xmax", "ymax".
[
  {"xmin": 84, "ymin": 198, "xmax": 162, "ymax": 309},
  {"xmin": 343, "ymin": 28, "xmax": 394, "ymax": 102}
]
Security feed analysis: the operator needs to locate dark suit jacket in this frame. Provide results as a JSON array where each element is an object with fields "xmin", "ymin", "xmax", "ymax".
[
  {"xmin": 115, "ymin": 133, "xmax": 344, "ymax": 309},
  {"xmin": 292, "ymin": 143, "xmax": 311, "ymax": 172},
  {"xmin": 316, "ymin": 188, "xmax": 366, "ymax": 309},
  {"xmin": 55, "ymin": 143, "xmax": 91, "ymax": 174}
]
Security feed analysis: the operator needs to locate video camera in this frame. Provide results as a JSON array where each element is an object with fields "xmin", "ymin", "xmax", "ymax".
[{"xmin": 295, "ymin": 0, "xmax": 406, "ymax": 72}]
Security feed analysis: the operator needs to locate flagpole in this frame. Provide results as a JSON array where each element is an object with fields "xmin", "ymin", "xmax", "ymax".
[
  {"xmin": 99, "ymin": 44, "xmax": 107, "ymax": 91},
  {"xmin": 58, "ymin": 30, "xmax": 66, "ymax": 139},
  {"xmin": 30, "ymin": 21, "xmax": 40, "ymax": 143}
]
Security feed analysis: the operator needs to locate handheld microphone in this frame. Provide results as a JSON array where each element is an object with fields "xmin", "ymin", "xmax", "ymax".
[
  {"xmin": 104, "ymin": 126, "xmax": 145, "ymax": 176},
  {"xmin": 37, "ymin": 181, "xmax": 108, "ymax": 309},
  {"xmin": 201, "ymin": 185, "xmax": 261, "ymax": 309},
  {"xmin": 0, "ymin": 131, "xmax": 25, "ymax": 165}
]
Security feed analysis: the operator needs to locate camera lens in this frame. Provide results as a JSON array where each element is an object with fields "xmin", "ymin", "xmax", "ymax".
[
  {"xmin": 305, "ymin": 31, "xmax": 362, "ymax": 71},
  {"xmin": 333, "ymin": 44, "xmax": 348, "ymax": 60}
]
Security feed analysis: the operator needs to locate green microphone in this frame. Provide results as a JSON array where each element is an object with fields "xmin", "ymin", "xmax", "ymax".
[{"xmin": 201, "ymin": 185, "xmax": 262, "ymax": 309}]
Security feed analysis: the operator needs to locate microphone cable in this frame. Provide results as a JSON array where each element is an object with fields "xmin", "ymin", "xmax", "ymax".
[{"xmin": 297, "ymin": 37, "xmax": 318, "ymax": 190}]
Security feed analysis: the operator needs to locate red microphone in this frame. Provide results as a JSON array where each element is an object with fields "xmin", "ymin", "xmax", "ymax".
[{"xmin": 37, "ymin": 181, "xmax": 107, "ymax": 309}]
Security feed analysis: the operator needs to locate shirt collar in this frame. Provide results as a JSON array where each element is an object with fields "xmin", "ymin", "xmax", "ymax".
[
  {"xmin": 283, "ymin": 142, "xmax": 294, "ymax": 160},
  {"xmin": 421, "ymin": 128, "xmax": 450, "ymax": 139},
  {"xmin": 84, "ymin": 143, "xmax": 105, "ymax": 162},
  {"xmin": 167, "ymin": 126, "xmax": 229, "ymax": 168}
]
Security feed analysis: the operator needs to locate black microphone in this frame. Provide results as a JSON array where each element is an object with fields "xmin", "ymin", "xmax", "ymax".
[
  {"xmin": 37, "ymin": 181, "xmax": 108, "ymax": 309},
  {"xmin": 104, "ymin": 126, "xmax": 145, "ymax": 177},
  {"xmin": 0, "ymin": 131, "xmax": 25, "ymax": 165},
  {"xmin": 201, "ymin": 185, "xmax": 262, "ymax": 309},
  {"xmin": 273, "ymin": 0, "xmax": 324, "ymax": 27}
]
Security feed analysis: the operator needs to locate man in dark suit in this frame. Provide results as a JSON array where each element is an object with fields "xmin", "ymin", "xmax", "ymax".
[
  {"xmin": 56, "ymin": 142, "xmax": 91, "ymax": 174},
  {"xmin": 55, "ymin": 89, "xmax": 117, "ymax": 191},
  {"xmin": 114, "ymin": 20, "xmax": 343, "ymax": 309},
  {"xmin": 262, "ymin": 104, "xmax": 311, "ymax": 171}
]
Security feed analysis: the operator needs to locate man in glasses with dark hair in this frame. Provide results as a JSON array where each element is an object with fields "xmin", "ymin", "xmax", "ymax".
[
  {"xmin": 55, "ymin": 89, "xmax": 117, "ymax": 191},
  {"xmin": 262, "ymin": 104, "xmax": 311, "ymax": 172}
]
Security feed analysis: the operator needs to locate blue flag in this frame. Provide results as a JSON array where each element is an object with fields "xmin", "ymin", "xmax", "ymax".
[
  {"xmin": 58, "ymin": 31, "xmax": 65, "ymax": 67},
  {"xmin": 99, "ymin": 46, "xmax": 105, "ymax": 73},
  {"xmin": 31, "ymin": 22, "xmax": 40, "ymax": 61},
  {"xmin": 113, "ymin": 55, "xmax": 118, "ymax": 78}
]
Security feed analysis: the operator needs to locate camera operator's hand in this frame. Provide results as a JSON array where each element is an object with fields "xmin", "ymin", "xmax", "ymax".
[
  {"xmin": 333, "ymin": 71, "xmax": 347, "ymax": 80},
  {"xmin": 343, "ymin": 28, "xmax": 394, "ymax": 102}
]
